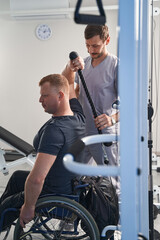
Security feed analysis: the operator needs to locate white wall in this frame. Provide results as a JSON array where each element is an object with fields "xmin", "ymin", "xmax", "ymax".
[
  {"xmin": 1, "ymin": 1, "xmax": 160, "ymax": 155},
  {"xmin": 152, "ymin": 8, "xmax": 160, "ymax": 154},
  {"xmin": 0, "ymin": 2, "xmax": 118, "ymax": 147}
]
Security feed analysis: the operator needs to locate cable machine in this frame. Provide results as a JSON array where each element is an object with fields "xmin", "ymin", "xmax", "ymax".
[
  {"xmin": 64, "ymin": 0, "xmax": 150, "ymax": 239},
  {"xmin": 119, "ymin": 0, "xmax": 149, "ymax": 238}
]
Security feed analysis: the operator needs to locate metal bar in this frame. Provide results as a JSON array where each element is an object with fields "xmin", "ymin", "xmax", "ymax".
[
  {"xmin": 63, "ymin": 154, "xmax": 120, "ymax": 177},
  {"xmin": 118, "ymin": 0, "xmax": 139, "ymax": 239}
]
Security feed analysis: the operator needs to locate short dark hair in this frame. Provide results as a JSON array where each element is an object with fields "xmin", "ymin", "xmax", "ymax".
[{"xmin": 84, "ymin": 25, "xmax": 109, "ymax": 41}]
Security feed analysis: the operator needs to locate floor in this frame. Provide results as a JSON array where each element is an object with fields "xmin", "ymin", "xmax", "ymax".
[{"xmin": 0, "ymin": 159, "xmax": 160, "ymax": 239}]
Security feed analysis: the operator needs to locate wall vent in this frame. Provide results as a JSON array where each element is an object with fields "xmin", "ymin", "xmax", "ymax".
[{"xmin": 10, "ymin": 0, "xmax": 70, "ymax": 19}]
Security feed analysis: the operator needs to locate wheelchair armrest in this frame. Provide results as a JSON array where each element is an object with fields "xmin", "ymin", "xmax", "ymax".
[{"xmin": 74, "ymin": 183, "xmax": 89, "ymax": 189}]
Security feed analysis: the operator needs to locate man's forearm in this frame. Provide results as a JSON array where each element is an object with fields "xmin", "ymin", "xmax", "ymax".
[
  {"xmin": 62, "ymin": 64, "xmax": 75, "ymax": 85},
  {"xmin": 24, "ymin": 176, "xmax": 44, "ymax": 208}
]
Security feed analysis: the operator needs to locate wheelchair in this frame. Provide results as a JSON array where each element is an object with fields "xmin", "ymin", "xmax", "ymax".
[
  {"xmin": 0, "ymin": 126, "xmax": 99, "ymax": 239},
  {"xmin": 0, "ymin": 193, "xmax": 100, "ymax": 240}
]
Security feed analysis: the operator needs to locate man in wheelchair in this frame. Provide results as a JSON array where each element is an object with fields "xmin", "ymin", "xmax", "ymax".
[{"xmin": 0, "ymin": 74, "xmax": 85, "ymax": 231}]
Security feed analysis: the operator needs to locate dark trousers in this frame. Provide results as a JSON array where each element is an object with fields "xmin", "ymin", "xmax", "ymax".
[{"xmin": 0, "ymin": 170, "xmax": 30, "ymax": 230}]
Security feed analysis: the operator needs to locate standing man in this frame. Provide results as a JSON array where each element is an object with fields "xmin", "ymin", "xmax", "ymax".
[
  {"xmin": 0, "ymin": 74, "xmax": 85, "ymax": 230},
  {"xmin": 62, "ymin": 25, "xmax": 119, "ymax": 190}
]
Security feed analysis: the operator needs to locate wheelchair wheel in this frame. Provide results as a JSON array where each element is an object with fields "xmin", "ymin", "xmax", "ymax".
[{"xmin": 14, "ymin": 196, "xmax": 100, "ymax": 240}]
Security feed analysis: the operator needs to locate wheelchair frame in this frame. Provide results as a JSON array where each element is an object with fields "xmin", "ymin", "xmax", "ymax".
[{"xmin": 0, "ymin": 194, "xmax": 100, "ymax": 240}]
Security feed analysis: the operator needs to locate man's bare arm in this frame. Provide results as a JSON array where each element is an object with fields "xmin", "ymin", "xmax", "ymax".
[
  {"xmin": 62, "ymin": 63, "xmax": 75, "ymax": 85},
  {"xmin": 20, "ymin": 153, "xmax": 56, "ymax": 227},
  {"xmin": 62, "ymin": 64, "xmax": 80, "ymax": 99},
  {"xmin": 62, "ymin": 56, "xmax": 84, "ymax": 99}
]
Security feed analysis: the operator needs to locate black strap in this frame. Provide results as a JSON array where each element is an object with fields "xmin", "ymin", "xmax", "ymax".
[{"xmin": 74, "ymin": 0, "xmax": 106, "ymax": 25}]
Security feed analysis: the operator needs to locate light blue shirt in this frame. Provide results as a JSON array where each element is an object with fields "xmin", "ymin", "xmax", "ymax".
[{"xmin": 75, "ymin": 53, "xmax": 119, "ymax": 136}]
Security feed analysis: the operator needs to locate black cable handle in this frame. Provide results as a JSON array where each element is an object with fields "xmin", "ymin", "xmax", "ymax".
[{"xmin": 74, "ymin": 0, "xmax": 106, "ymax": 25}]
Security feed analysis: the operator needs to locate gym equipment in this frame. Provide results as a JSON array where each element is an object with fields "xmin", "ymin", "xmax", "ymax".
[
  {"xmin": 74, "ymin": 0, "xmax": 106, "ymax": 25},
  {"xmin": 0, "ymin": 126, "xmax": 35, "ymax": 175},
  {"xmin": 64, "ymin": 1, "xmax": 150, "ymax": 239},
  {"xmin": 64, "ymin": 135, "xmax": 120, "ymax": 238}
]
